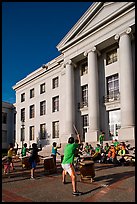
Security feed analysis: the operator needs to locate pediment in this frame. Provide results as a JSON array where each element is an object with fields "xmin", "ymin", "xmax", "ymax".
[
  {"xmin": 57, "ymin": 2, "xmax": 134, "ymax": 52},
  {"xmin": 76, "ymin": 2, "xmax": 128, "ymax": 37}
]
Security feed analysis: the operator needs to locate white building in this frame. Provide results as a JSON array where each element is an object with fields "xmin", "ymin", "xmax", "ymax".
[
  {"xmin": 13, "ymin": 2, "xmax": 135, "ymax": 148},
  {"xmin": 2, "ymin": 101, "xmax": 16, "ymax": 150}
]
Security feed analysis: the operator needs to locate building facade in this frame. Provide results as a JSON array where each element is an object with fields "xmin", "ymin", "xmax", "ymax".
[
  {"xmin": 2, "ymin": 102, "xmax": 16, "ymax": 150},
  {"xmin": 13, "ymin": 2, "xmax": 135, "ymax": 148}
]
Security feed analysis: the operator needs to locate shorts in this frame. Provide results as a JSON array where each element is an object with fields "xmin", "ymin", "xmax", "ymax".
[
  {"xmin": 61, "ymin": 163, "xmax": 75, "ymax": 176},
  {"xmin": 30, "ymin": 160, "xmax": 36, "ymax": 169},
  {"xmin": 29, "ymin": 157, "xmax": 36, "ymax": 169}
]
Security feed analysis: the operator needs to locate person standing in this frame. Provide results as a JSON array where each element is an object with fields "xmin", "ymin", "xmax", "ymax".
[
  {"xmin": 21, "ymin": 143, "xmax": 28, "ymax": 157},
  {"xmin": 61, "ymin": 134, "xmax": 82, "ymax": 196},
  {"xmin": 99, "ymin": 131, "xmax": 105, "ymax": 147},
  {"xmin": 51, "ymin": 142, "xmax": 61, "ymax": 166},
  {"xmin": 29, "ymin": 143, "xmax": 42, "ymax": 179},
  {"xmin": 3, "ymin": 143, "xmax": 14, "ymax": 175}
]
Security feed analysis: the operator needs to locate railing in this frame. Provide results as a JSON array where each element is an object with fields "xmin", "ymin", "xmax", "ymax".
[
  {"xmin": 78, "ymin": 101, "xmax": 88, "ymax": 109},
  {"xmin": 103, "ymin": 92, "xmax": 120, "ymax": 103}
]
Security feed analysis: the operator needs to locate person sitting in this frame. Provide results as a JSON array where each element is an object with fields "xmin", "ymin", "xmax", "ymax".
[
  {"xmin": 101, "ymin": 143, "xmax": 110, "ymax": 163},
  {"xmin": 83, "ymin": 142, "xmax": 90, "ymax": 154},
  {"xmin": 104, "ymin": 143, "xmax": 110, "ymax": 154},
  {"xmin": 92, "ymin": 144, "xmax": 101, "ymax": 162},
  {"xmin": 107, "ymin": 144, "xmax": 118, "ymax": 164},
  {"xmin": 113, "ymin": 139, "xmax": 120, "ymax": 153},
  {"xmin": 118, "ymin": 142, "xmax": 129, "ymax": 165}
]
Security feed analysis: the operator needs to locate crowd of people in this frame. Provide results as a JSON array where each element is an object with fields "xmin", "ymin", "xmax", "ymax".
[
  {"xmin": 2, "ymin": 132, "xmax": 135, "ymax": 196},
  {"xmin": 77, "ymin": 139, "xmax": 133, "ymax": 166}
]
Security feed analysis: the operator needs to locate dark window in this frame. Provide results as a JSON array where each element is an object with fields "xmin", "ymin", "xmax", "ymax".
[
  {"xmin": 30, "ymin": 105, "xmax": 35, "ymax": 118},
  {"xmin": 21, "ymin": 108, "xmax": 25, "ymax": 122},
  {"xmin": 30, "ymin": 88, "xmax": 34, "ymax": 98},
  {"xmin": 21, "ymin": 93, "xmax": 25, "ymax": 102},
  {"xmin": 52, "ymin": 77, "xmax": 59, "ymax": 89},
  {"xmin": 81, "ymin": 62, "xmax": 88, "ymax": 76},
  {"xmin": 106, "ymin": 49, "xmax": 117, "ymax": 65},
  {"xmin": 52, "ymin": 121, "xmax": 59, "ymax": 138},
  {"xmin": 82, "ymin": 114, "xmax": 89, "ymax": 127},
  {"xmin": 52, "ymin": 96, "xmax": 59, "ymax": 112},
  {"xmin": 40, "ymin": 83, "xmax": 45, "ymax": 94},
  {"xmin": 30, "ymin": 126, "xmax": 35, "ymax": 140},
  {"xmin": 2, "ymin": 112, "xmax": 7, "ymax": 124},
  {"xmin": 40, "ymin": 123, "xmax": 46, "ymax": 139},
  {"xmin": 40, "ymin": 100, "xmax": 46, "ymax": 116}
]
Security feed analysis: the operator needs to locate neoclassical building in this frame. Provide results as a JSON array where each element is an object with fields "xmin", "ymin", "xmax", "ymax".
[
  {"xmin": 2, "ymin": 101, "xmax": 16, "ymax": 150},
  {"xmin": 13, "ymin": 2, "xmax": 135, "ymax": 148}
]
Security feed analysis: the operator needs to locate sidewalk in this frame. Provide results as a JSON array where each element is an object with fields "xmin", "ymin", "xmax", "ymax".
[{"xmin": 2, "ymin": 159, "xmax": 135, "ymax": 202}]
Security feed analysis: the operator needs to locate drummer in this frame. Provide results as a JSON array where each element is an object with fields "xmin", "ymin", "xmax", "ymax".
[{"xmin": 61, "ymin": 134, "xmax": 82, "ymax": 196}]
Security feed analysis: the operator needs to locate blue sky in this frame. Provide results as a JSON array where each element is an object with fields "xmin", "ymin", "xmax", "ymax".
[{"xmin": 2, "ymin": 2, "xmax": 92, "ymax": 104}]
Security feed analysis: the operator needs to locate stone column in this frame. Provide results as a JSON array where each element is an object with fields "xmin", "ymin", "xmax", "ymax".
[
  {"xmin": 84, "ymin": 47, "xmax": 100, "ymax": 142},
  {"xmin": 65, "ymin": 60, "xmax": 75, "ymax": 137},
  {"xmin": 115, "ymin": 27, "xmax": 135, "ymax": 140}
]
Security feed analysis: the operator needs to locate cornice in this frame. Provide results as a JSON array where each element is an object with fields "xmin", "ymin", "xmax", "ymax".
[{"xmin": 13, "ymin": 54, "xmax": 64, "ymax": 91}]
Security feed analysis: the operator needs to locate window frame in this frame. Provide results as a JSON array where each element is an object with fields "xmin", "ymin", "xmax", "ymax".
[
  {"xmin": 40, "ymin": 123, "xmax": 46, "ymax": 139},
  {"xmin": 21, "ymin": 93, "xmax": 25, "ymax": 102},
  {"xmin": 21, "ymin": 108, "xmax": 25, "ymax": 122},
  {"xmin": 106, "ymin": 48, "xmax": 117, "ymax": 65},
  {"xmin": 29, "ymin": 105, "xmax": 35, "ymax": 118},
  {"xmin": 52, "ymin": 76, "xmax": 59, "ymax": 89},
  {"xmin": 40, "ymin": 100, "xmax": 46, "ymax": 116},
  {"xmin": 52, "ymin": 96, "xmax": 59, "ymax": 112},
  {"xmin": 40, "ymin": 83, "xmax": 45, "ymax": 94},
  {"xmin": 52, "ymin": 121, "xmax": 59, "ymax": 138},
  {"xmin": 30, "ymin": 88, "xmax": 35, "ymax": 98},
  {"xmin": 30, "ymin": 126, "xmax": 35, "ymax": 141}
]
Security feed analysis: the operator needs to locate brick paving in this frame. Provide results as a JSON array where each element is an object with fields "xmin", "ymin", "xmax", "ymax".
[{"xmin": 2, "ymin": 159, "xmax": 135, "ymax": 202}]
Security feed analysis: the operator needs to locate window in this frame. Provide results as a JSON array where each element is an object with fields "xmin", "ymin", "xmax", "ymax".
[
  {"xmin": 106, "ymin": 49, "xmax": 117, "ymax": 65},
  {"xmin": 52, "ymin": 121, "xmax": 59, "ymax": 138},
  {"xmin": 30, "ymin": 126, "xmax": 35, "ymax": 140},
  {"xmin": 21, "ymin": 127, "xmax": 25, "ymax": 142},
  {"xmin": 40, "ymin": 83, "xmax": 45, "ymax": 94},
  {"xmin": 52, "ymin": 77, "xmax": 59, "ymax": 89},
  {"xmin": 40, "ymin": 100, "xmax": 46, "ymax": 116},
  {"xmin": 2, "ymin": 112, "xmax": 7, "ymax": 124},
  {"xmin": 109, "ymin": 110, "xmax": 121, "ymax": 138},
  {"xmin": 21, "ymin": 93, "xmax": 25, "ymax": 102},
  {"xmin": 21, "ymin": 108, "xmax": 25, "ymax": 122},
  {"xmin": 30, "ymin": 105, "xmax": 35, "ymax": 118},
  {"xmin": 30, "ymin": 88, "xmax": 34, "ymax": 98},
  {"xmin": 52, "ymin": 96, "xmax": 59, "ymax": 112},
  {"xmin": 107, "ymin": 74, "xmax": 119, "ymax": 101},
  {"xmin": 81, "ymin": 85, "xmax": 88, "ymax": 107},
  {"xmin": 83, "ymin": 114, "xmax": 89, "ymax": 127},
  {"xmin": 40, "ymin": 123, "xmax": 46, "ymax": 139},
  {"xmin": 82, "ymin": 115, "xmax": 89, "ymax": 142},
  {"xmin": 81, "ymin": 62, "xmax": 88, "ymax": 76}
]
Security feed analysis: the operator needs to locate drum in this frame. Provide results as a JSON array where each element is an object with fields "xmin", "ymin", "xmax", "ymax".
[
  {"xmin": 22, "ymin": 156, "xmax": 31, "ymax": 169},
  {"xmin": 79, "ymin": 160, "xmax": 95, "ymax": 183},
  {"xmin": 44, "ymin": 157, "xmax": 57, "ymax": 174}
]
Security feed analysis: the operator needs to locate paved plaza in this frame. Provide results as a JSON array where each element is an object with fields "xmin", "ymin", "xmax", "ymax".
[{"xmin": 2, "ymin": 158, "xmax": 135, "ymax": 202}]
